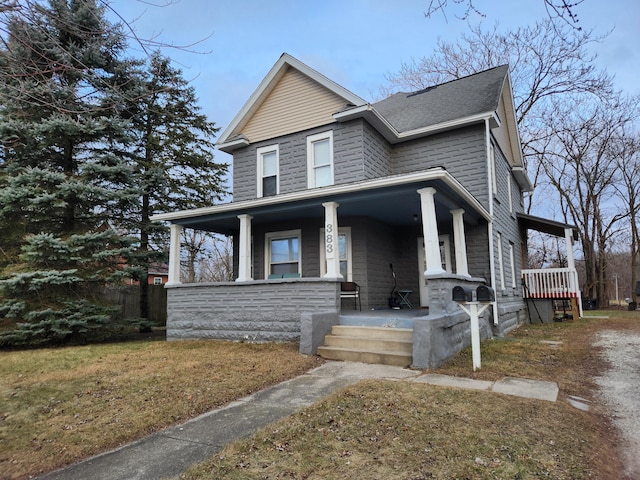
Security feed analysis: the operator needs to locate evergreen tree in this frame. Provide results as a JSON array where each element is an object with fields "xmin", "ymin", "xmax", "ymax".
[
  {"xmin": 118, "ymin": 52, "xmax": 227, "ymax": 320},
  {"xmin": 0, "ymin": 0, "xmax": 139, "ymax": 346}
]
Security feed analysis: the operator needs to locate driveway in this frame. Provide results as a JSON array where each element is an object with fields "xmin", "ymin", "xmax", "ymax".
[{"xmin": 594, "ymin": 330, "xmax": 640, "ymax": 479}]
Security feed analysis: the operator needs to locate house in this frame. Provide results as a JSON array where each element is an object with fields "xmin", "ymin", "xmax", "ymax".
[{"xmin": 151, "ymin": 53, "xmax": 580, "ymax": 368}]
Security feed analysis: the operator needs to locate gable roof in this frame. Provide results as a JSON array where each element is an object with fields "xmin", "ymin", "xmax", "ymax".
[
  {"xmin": 372, "ymin": 65, "xmax": 509, "ymax": 133},
  {"xmin": 217, "ymin": 53, "xmax": 367, "ymax": 151}
]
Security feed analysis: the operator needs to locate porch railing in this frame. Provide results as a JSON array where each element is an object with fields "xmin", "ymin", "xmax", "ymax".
[{"xmin": 522, "ymin": 268, "xmax": 580, "ymax": 299}]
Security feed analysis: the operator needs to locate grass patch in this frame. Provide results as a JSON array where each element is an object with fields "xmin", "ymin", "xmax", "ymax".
[
  {"xmin": 0, "ymin": 340, "xmax": 322, "ymax": 479},
  {"xmin": 178, "ymin": 311, "xmax": 638, "ymax": 480},
  {"xmin": 181, "ymin": 381, "xmax": 599, "ymax": 480}
]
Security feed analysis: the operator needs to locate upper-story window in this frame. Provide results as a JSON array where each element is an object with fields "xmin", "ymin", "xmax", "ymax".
[
  {"xmin": 257, "ymin": 145, "xmax": 279, "ymax": 197},
  {"xmin": 307, "ymin": 131, "xmax": 334, "ymax": 188}
]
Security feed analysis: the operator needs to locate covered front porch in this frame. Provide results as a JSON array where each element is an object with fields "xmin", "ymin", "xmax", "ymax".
[
  {"xmin": 152, "ymin": 168, "xmax": 495, "ymax": 368},
  {"xmin": 156, "ymin": 168, "xmax": 491, "ymax": 311}
]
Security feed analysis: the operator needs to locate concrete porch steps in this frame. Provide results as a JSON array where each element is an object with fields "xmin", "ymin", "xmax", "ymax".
[{"xmin": 317, "ymin": 325, "xmax": 413, "ymax": 367}]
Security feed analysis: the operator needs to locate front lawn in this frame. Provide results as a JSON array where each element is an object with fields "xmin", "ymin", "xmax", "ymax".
[{"xmin": 0, "ymin": 340, "xmax": 322, "ymax": 479}]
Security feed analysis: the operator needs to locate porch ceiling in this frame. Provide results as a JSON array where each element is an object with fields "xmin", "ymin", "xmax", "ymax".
[{"xmin": 171, "ymin": 177, "xmax": 486, "ymax": 235}]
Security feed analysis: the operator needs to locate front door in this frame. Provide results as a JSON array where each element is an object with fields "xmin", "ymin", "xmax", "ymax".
[{"xmin": 417, "ymin": 236, "xmax": 452, "ymax": 307}]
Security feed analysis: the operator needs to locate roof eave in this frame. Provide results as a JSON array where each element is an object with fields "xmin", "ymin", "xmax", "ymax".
[
  {"xmin": 150, "ymin": 167, "xmax": 491, "ymax": 224},
  {"xmin": 334, "ymin": 107, "xmax": 499, "ymax": 144},
  {"xmin": 217, "ymin": 137, "xmax": 250, "ymax": 153},
  {"xmin": 512, "ymin": 166, "xmax": 533, "ymax": 192}
]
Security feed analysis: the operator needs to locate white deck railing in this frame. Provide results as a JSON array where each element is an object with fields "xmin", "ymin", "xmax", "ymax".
[{"xmin": 522, "ymin": 268, "xmax": 580, "ymax": 299}]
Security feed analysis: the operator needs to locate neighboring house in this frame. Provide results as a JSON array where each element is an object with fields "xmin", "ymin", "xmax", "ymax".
[
  {"xmin": 152, "ymin": 53, "xmax": 580, "ymax": 368},
  {"xmin": 147, "ymin": 264, "xmax": 169, "ymax": 285}
]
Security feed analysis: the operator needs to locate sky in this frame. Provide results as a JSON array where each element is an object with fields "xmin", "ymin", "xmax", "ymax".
[{"xmin": 106, "ymin": 0, "xmax": 640, "ymax": 169}]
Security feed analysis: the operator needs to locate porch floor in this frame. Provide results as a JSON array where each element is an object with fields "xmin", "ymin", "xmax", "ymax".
[{"xmin": 339, "ymin": 308, "xmax": 428, "ymax": 329}]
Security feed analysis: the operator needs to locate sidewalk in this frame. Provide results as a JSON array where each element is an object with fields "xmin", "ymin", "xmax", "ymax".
[{"xmin": 36, "ymin": 362, "xmax": 558, "ymax": 480}]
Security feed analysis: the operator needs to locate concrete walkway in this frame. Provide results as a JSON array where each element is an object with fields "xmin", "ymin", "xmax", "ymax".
[{"xmin": 37, "ymin": 362, "xmax": 559, "ymax": 480}]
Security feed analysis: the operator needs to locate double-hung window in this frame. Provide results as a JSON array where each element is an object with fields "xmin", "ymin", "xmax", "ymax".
[
  {"xmin": 265, "ymin": 230, "xmax": 301, "ymax": 277},
  {"xmin": 257, "ymin": 145, "xmax": 279, "ymax": 197},
  {"xmin": 307, "ymin": 131, "xmax": 333, "ymax": 188}
]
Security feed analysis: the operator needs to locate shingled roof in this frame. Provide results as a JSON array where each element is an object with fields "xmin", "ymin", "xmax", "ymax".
[{"xmin": 372, "ymin": 65, "xmax": 509, "ymax": 133}]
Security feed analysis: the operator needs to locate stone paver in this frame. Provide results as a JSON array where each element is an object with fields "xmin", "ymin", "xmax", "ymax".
[
  {"xmin": 492, "ymin": 377, "xmax": 559, "ymax": 402},
  {"xmin": 413, "ymin": 373, "xmax": 493, "ymax": 391}
]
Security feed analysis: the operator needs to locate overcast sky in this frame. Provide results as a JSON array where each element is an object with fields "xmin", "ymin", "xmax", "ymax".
[{"xmin": 107, "ymin": 0, "xmax": 640, "ymax": 168}]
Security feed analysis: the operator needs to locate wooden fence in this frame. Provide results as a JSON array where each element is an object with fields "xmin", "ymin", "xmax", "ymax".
[{"xmin": 102, "ymin": 285, "xmax": 167, "ymax": 325}]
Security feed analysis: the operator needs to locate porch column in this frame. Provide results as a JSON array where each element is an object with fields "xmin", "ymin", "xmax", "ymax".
[
  {"xmin": 322, "ymin": 201, "xmax": 343, "ymax": 280},
  {"xmin": 167, "ymin": 223, "xmax": 182, "ymax": 285},
  {"xmin": 451, "ymin": 208, "xmax": 470, "ymax": 277},
  {"xmin": 236, "ymin": 214, "xmax": 253, "ymax": 282},
  {"xmin": 418, "ymin": 187, "xmax": 445, "ymax": 275},
  {"xmin": 565, "ymin": 228, "xmax": 576, "ymax": 271}
]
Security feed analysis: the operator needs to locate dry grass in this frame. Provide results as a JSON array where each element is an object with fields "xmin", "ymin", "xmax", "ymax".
[
  {"xmin": 179, "ymin": 311, "xmax": 639, "ymax": 480},
  {"xmin": 0, "ymin": 339, "xmax": 322, "ymax": 480}
]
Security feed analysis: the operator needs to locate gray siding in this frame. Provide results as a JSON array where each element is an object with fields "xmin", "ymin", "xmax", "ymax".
[
  {"xmin": 232, "ymin": 122, "xmax": 372, "ymax": 203},
  {"xmin": 392, "ymin": 125, "xmax": 489, "ymax": 208},
  {"xmin": 490, "ymin": 138, "xmax": 526, "ymax": 329},
  {"xmin": 333, "ymin": 120, "xmax": 366, "ymax": 184},
  {"xmin": 166, "ymin": 280, "xmax": 340, "ymax": 341},
  {"xmin": 363, "ymin": 121, "xmax": 393, "ymax": 179}
]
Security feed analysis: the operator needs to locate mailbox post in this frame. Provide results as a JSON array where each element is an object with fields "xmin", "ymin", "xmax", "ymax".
[{"xmin": 452, "ymin": 285, "xmax": 495, "ymax": 371}]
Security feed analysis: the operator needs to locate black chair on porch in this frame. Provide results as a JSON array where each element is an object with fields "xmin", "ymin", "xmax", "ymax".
[{"xmin": 340, "ymin": 282, "xmax": 361, "ymax": 311}]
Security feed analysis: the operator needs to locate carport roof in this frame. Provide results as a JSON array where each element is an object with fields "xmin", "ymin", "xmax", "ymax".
[{"xmin": 517, "ymin": 213, "xmax": 579, "ymax": 241}]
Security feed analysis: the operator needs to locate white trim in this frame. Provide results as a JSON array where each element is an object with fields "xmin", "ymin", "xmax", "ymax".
[
  {"xmin": 485, "ymin": 118, "xmax": 499, "ymax": 325},
  {"xmin": 489, "ymin": 142, "xmax": 497, "ymax": 198},
  {"xmin": 218, "ymin": 53, "xmax": 366, "ymax": 145},
  {"xmin": 320, "ymin": 227, "xmax": 352, "ymax": 281},
  {"xmin": 333, "ymin": 106, "xmax": 499, "ymax": 144},
  {"xmin": 257, "ymin": 144, "xmax": 279, "ymax": 198},
  {"xmin": 507, "ymin": 172, "xmax": 513, "ymax": 213},
  {"xmin": 265, "ymin": 229, "xmax": 301, "ymax": 277},
  {"xmin": 151, "ymin": 168, "xmax": 491, "ymax": 223},
  {"xmin": 307, "ymin": 131, "xmax": 334, "ymax": 188}
]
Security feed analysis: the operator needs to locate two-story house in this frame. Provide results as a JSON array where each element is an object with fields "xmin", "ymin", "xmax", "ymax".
[{"xmin": 152, "ymin": 53, "xmax": 580, "ymax": 368}]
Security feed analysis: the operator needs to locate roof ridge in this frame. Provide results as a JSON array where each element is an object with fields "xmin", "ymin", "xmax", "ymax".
[{"xmin": 395, "ymin": 64, "xmax": 509, "ymax": 98}]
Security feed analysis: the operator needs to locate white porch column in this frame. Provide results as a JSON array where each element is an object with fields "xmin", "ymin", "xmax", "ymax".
[
  {"xmin": 565, "ymin": 228, "xmax": 576, "ymax": 271},
  {"xmin": 451, "ymin": 208, "xmax": 470, "ymax": 277},
  {"xmin": 236, "ymin": 214, "xmax": 253, "ymax": 282},
  {"xmin": 167, "ymin": 224, "xmax": 182, "ymax": 285},
  {"xmin": 418, "ymin": 187, "xmax": 445, "ymax": 276},
  {"xmin": 322, "ymin": 201, "xmax": 343, "ymax": 280}
]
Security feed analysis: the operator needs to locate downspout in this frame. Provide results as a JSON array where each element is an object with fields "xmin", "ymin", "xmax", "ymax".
[{"xmin": 485, "ymin": 118, "xmax": 499, "ymax": 326}]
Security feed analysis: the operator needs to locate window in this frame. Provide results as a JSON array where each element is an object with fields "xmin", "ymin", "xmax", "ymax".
[
  {"xmin": 265, "ymin": 230, "xmax": 301, "ymax": 276},
  {"xmin": 497, "ymin": 232, "xmax": 505, "ymax": 290},
  {"xmin": 153, "ymin": 277, "xmax": 163, "ymax": 285},
  {"xmin": 257, "ymin": 145, "xmax": 279, "ymax": 197},
  {"xmin": 307, "ymin": 131, "xmax": 334, "ymax": 188},
  {"xmin": 320, "ymin": 227, "xmax": 352, "ymax": 280},
  {"xmin": 509, "ymin": 242, "xmax": 517, "ymax": 289}
]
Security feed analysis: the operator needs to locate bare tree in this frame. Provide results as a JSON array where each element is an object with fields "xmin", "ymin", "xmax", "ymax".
[
  {"xmin": 611, "ymin": 126, "xmax": 640, "ymax": 303},
  {"xmin": 384, "ymin": 20, "xmax": 612, "ymax": 213},
  {"xmin": 425, "ymin": 0, "xmax": 585, "ymax": 30},
  {"xmin": 0, "ymin": 0, "xmax": 209, "ymax": 114},
  {"xmin": 539, "ymin": 95, "xmax": 637, "ymax": 304},
  {"xmin": 180, "ymin": 230, "xmax": 233, "ymax": 283}
]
